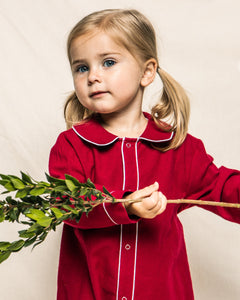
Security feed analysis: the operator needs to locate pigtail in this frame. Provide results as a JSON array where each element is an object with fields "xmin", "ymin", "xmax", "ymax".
[
  {"xmin": 64, "ymin": 92, "xmax": 92, "ymax": 129},
  {"xmin": 151, "ymin": 68, "xmax": 190, "ymax": 151}
]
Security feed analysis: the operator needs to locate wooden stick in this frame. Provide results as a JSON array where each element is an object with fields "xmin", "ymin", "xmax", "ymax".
[
  {"xmin": 167, "ymin": 199, "xmax": 240, "ymax": 208},
  {"xmin": 113, "ymin": 198, "xmax": 240, "ymax": 209}
]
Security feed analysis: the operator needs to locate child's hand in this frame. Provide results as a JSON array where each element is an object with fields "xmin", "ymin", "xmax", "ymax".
[{"xmin": 123, "ymin": 182, "xmax": 167, "ymax": 219}]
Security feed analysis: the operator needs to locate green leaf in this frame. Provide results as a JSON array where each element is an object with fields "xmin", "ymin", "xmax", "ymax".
[
  {"xmin": 86, "ymin": 178, "xmax": 95, "ymax": 188},
  {"xmin": 62, "ymin": 204, "xmax": 74, "ymax": 211},
  {"xmin": 37, "ymin": 216, "xmax": 52, "ymax": 227},
  {"xmin": 102, "ymin": 186, "xmax": 113, "ymax": 197},
  {"xmin": 0, "ymin": 179, "xmax": 9, "ymax": 186},
  {"xmin": 53, "ymin": 185, "xmax": 67, "ymax": 192},
  {"xmin": 4, "ymin": 182, "xmax": 15, "ymax": 192},
  {"xmin": 50, "ymin": 207, "xmax": 64, "ymax": 219},
  {"xmin": 0, "ymin": 209, "xmax": 5, "ymax": 222},
  {"xmin": 45, "ymin": 173, "xmax": 65, "ymax": 185},
  {"xmin": 65, "ymin": 179, "xmax": 76, "ymax": 192},
  {"xmin": 0, "ymin": 251, "xmax": 11, "ymax": 264},
  {"xmin": 7, "ymin": 240, "xmax": 25, "ymax": 252},
  {"xmin": 24, "ymin": 236, "xmax": 37, "ymax": 248},
  {"xmin": 32, "ymin": 240, "xmax": 44, "ymax": 250},
  {"xmin": 72, "ymin": 189, "xmax": 81, "ymax": 198},
  {"xmin": 10, "ymin": 178, "xmax": 25, "ymax": 190},
  {"xmin": 18, "ymin": 230, "xmax": 36, "ymax": 239},
  {"xmin": 80, "ymin": 187, "xmax": 88, "ymax": 196},
  {"xmin": 41, "ymin": 201, "xmax": 50, "ymax": 209},
  {"xmin": 5, "ymin": 196, "xmax": 17, "ymax": 205},
  {"xmin": 29, "ymin": 187, "xmax": 46, "ymax": 196},
  {"xmin": 8, "ymin": 207, "xmax": 19, "ymax": 222},
  {"xmin": 26, "ymin": 222, "xmax": 43, "ymax": 234},
  {"xmin": 16, "ymin": 188, "xmax": 29, "ymax": 198},
  {"xmin": 65, "ymin": 174, "xmax": 81, "ymax": 186},
  {"xmin": 39, "ymin": 232, "xmax": 48, "ymax": 241},
  {"xmin": 0, "ymin": 242, "xmax": 11, "ymax": 251},
  {"xmin": 62, "ymin": 205, "xmax": 78, "ymax": 215},
  {"xmin": 20, "ymin": 171, "xmax": 33, "ymax": 184},
  {"xmin": 26, "ymin": 209, "xmax": 46, "ymax": 221},
  {"xmin": 0, "ymin": 174, "xmax": 11, "ymax": 180},
  {"xmin": 37, "ymin": 181, "xmax": 51, "ymax": 188}
]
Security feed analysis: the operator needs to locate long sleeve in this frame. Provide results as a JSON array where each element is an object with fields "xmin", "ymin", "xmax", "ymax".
[{"xmin": 181, "ymin": 137, "xmax": 240, "ymax": 223}]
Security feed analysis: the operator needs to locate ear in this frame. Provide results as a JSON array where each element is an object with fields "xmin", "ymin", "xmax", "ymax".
[{"xmin": 140, "ymin": 58, "xmax": 157, "ymax": 87}]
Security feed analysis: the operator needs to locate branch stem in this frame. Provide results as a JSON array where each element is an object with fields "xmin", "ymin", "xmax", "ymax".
[{"xmin": 113, "ymin": 198, "xmax": 240, "ymax": 209}]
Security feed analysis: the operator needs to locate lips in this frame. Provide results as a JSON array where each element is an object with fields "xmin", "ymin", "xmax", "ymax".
[{"xmin": 90, "ymin": 91, "xmax": 108, "ymax": 98}]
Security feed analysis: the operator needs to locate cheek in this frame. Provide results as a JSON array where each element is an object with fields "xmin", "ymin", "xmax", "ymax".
[
  {"xmin": 74, "ymin": 79, "xmax": 86, "ymax": 95},
  {"xmin": 115, "ymin": 71, "xmax": 142, "ymax": 91},
  {"xmin": 110, "ymin": 70, "xmax": 133, "ymax": 88}
]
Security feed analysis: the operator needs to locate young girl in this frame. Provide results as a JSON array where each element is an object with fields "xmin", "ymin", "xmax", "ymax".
[{"xmin": 49, "ymin": 9, "xmax": 240, "ymax": 300}]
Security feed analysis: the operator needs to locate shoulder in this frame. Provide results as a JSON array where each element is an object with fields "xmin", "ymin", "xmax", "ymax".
[
  {"xmin": 184, "ymin": 133, "xmax": 205, "ymax": 148},
  {"xmin": 179, "ymin": 134, "xmax": 214, "ymax": 165},
  {"xmin": 176, "ymin": 132, "xmax": 206, "ymax": 149},
  {"xmin": 53, "ymin": 127, "xmax": 81, "ymax": 146},
  {"xmin": 175, "ymin": 133, "xmax": 210, "ymax": 158},
  {"xmin": 50, "ymin": 125, "xmax": 91, "ymax": 158},
  {"xmin": 53, "ymin": 119, "xmax": 97, "ymax": 145}
]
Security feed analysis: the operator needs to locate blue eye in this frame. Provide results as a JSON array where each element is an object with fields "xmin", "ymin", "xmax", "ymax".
[
  {"xmin": 77, "ymin": 65, "xmax": 89, "ymax": 73},
  {"xmin": 103, "ymin": 60, "xmax": 116, "ymax": 67}
]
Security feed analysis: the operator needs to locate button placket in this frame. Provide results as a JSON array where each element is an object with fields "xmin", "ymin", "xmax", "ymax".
[{"xmin": 117, "ymin": 139, "xmax": 138, "ymax": 300}]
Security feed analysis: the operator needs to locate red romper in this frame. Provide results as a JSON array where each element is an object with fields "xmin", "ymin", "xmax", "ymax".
[{"xmin": 49, "ymin": 113, "xmax": 240, "ymax": 300}]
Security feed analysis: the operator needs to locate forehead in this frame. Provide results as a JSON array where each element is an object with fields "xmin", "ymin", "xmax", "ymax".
[{"xmin": 69, "ymin": 31, "xmax": 130, "ymax": 60}]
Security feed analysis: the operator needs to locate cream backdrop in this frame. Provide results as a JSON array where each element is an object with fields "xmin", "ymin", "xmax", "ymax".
[{"xmin": 0, "ymin": 0, "xmax": 240, "ymax": 299}]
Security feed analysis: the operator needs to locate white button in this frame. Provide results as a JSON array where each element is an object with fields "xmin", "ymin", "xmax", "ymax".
[
  {"xmin": 126, "ymin": 143, "xmax": 131, "ymax": 148},
  {"xmin": 125, "ymin": 244, "xmax": 131, "ymax": 250},
  {"xmin": 122, "ymin": 297, "xmax": 127, "ymax": 300}
]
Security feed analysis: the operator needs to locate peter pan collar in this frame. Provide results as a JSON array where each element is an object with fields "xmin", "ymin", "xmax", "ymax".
[{"xmin": 72, "ymin": 112, "xmax": 174, "ymax": 146}]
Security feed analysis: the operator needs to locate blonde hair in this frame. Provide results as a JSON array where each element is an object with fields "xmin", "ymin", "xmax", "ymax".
[{"xmin": 64, "ymin": 9, "xmax": 190, "ymax": 151}]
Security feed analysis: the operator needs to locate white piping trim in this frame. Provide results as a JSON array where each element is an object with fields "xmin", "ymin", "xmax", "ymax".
[
  {"xmin": 135, "ymin": 138, "xmax": 140, "ymax": 191},
  {"xmin": 131, "ymin": 223, "xmax": 139, "ymax": 300},
  {"xmin": 103, "ymin": 203, "xmax": 118, "ymax": 225},
  {"xmin": 121, "ymin": 138, "xmax": 126, "ymax": 190},
  {"xmin": 117, "ymin": 139, "xmax": 139, "ymax": 300},
  {"xmin": 116, "ymin": 140, "xmax": 125, "ymax": 300},
  {"xmin": 139, "ymin": 131, "xmax": 174, "ymax": 143},
  {"xmin": 72, "ymin": 126, "xmax": 118, "ymax": 146},
  {"xmin": 116, "ymin": 224, "xmax": 123, "ymax": 300},
  {"xmin": 73, "ymin": 125, "xmax": 173, "ymax": 145},
  {"xmin": 131, "ymin": 140, "xmax": 140, "ymax": 300}
]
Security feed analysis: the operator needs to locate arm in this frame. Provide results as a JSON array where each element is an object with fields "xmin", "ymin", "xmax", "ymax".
[{"xmin": 181, "ymin": 137, "xmax": 240, "ymax": 223}]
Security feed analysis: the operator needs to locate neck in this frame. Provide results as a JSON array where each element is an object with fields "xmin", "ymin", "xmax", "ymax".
[{"xmin": 100, "ymin": 110, "xmax": 148, "ymax": 138}]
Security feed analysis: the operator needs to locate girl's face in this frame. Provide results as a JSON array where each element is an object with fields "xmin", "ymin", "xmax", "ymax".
[{"xmin": 69, "ymin": 32, "xmax": 150, "ymax": 116}]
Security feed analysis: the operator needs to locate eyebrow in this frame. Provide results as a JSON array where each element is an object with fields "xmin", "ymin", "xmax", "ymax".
[
  {"xmin": 71, "ymin": 59, "xmax": 84, "ymax": 66},
  {"xmin": 71, "ymin": 52, "xmax": 121, "ymax": 66}
]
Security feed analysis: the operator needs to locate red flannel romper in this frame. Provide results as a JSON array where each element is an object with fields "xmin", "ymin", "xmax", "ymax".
[{"xmin": 49, "ymin": 113, "xmax": 240, "ymax": 300}]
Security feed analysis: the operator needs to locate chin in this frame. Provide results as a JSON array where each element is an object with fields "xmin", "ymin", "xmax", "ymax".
[{"xmin": 95, "ymin": 108, "xmax": 116, "ymax": 114}]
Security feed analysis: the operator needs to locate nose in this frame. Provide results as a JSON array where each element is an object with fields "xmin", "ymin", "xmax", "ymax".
[{"xmin": 88, "ymin": 67, "xmax": 102, "ymax": 85}]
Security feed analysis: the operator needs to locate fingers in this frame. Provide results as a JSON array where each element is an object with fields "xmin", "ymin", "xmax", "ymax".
[
  {"xmin": 125, "ymin": 182, "xmax": 159, "ymax": 201},
  {"xmin": 123, "ymin": 183, "xmax": 167, "ymax": 219},
  {"xmin": 142, "ymin": 191, "xmax": 167, "ymax": 218},
  {"xmin": 140, "ymin": 181, "xmax": 159, "ymax": 197}
]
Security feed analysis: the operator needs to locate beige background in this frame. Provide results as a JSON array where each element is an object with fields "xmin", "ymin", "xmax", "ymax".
[{"xmin": 0, "ymin": 0, "xmax": 240, "ymax": 299}]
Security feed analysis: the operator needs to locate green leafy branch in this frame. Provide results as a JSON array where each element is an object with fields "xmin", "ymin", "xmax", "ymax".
[
  {"xmin": 0, "ymin": 172, "xmax": 114, "ymax": 264},
  {"xmin": 1, "ymin": 172, "xmax": 240, "ymax": 264}
]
